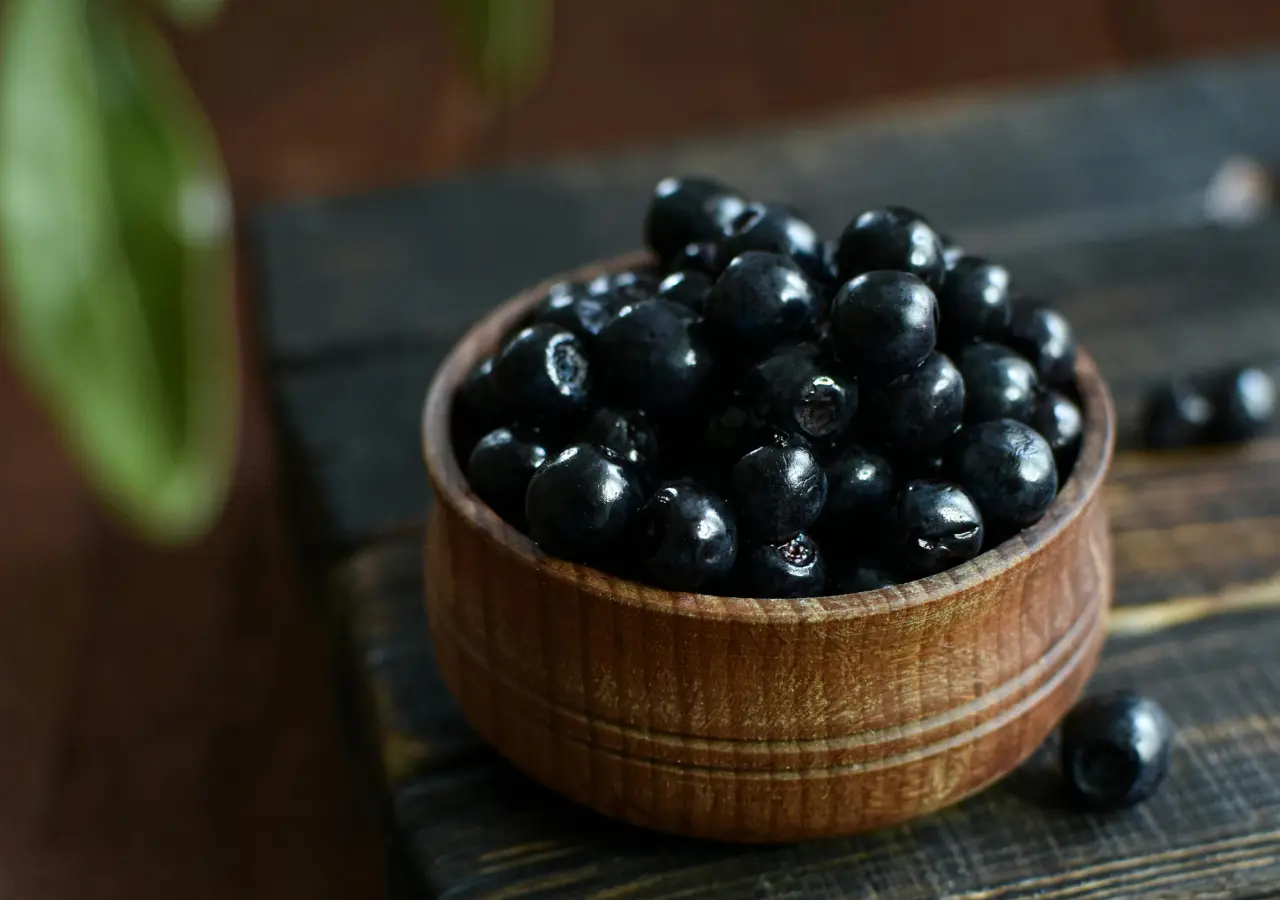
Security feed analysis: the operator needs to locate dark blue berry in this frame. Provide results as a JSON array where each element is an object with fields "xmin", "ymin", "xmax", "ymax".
[
  {"xmin": 525, "ymin": 443, "xmax": 645, "ymax": 563},
  {"xmin": 830, "ymin": 271, "xmax": 938, "ymax": 379},
  {"xmin": 1006, "ymin": 302, "xmax": 1077, "ymax": 385},
  {"xmin": 889, "ymin": 480, "xmax": 984, "ymax": 575},
  {"xmin": 743, "ymin": 344, "xmax": 857, "ymax": 443},
  {"xmin": 455, "ymin": 355, "xmax": 506, "ymax": 434},
  {"xmin": 1032, "ymin": 390, "xmax": 1083, "ymax": 471},
  {"xmin": 940, "ymin": 233, "xmax": 965, "ymax": 269},
  {"xmin": 816, "ymin": 446, "xmax": 895, "ymax": 536},
  {"xmin": 644, "ymin": 176, "xmax": 746, "ymax": 266},
  {"xmin": 1207, "ymin": 365, "xmax": 1277, "ymax": 442},
  {"xmin": 636, "ymin": 480, "xmax": 738, "ymax": 590},
  {"xmin": 587, "ymin": 268, "xmax": 661, "ymax": 308},
  {"xmin": 827, "ymin": 560, "xmax": 900, "ymax": 594},
  {"xmin": 937, "ymin": 256, "xmax": 1011, "ymax": 345},
  {"xmin": 670, "ymin": 241, "xmax": 722, "ymax": 277},
  {"xmin": 493, "ymin": 324, "xmax": 593, "ymax": 422},
  {"xmin": 467, "ymin": 427, "xmax": 549, "ymax": 528},
  {"xmin": 530, "ymin": 281, "xmax": 619, "ymax": 343},
  {"xmin": 1061, "ymin": 690, "xmax": 1174, "ymax": 811},
  {"xmin": 596, "ymin": 299, "xmax": 712, "ymax": 417},
  {"xmin": 735, "ymin": 533, "xmax": 826, "ymax": 598},
  {"xmin": 731, "ymin": 439, "xmax": 827, "ymax": 542},
  {"xmin": 657, "ymin": 270, "xmax": 713, "ymax": 314},
  {"xmin": 1141, "ymin": 377, "xmax": 1212, "ymax": 449},
  {"xmin": 835, "ymin": 207, "xmax": 945, "ymax": 290},
  {"xmin": 704, "ymin": 251, "xmax": 823, "ymax": 356},
  {"xmin": 721, "ymin": 202, "xmax": 824, "ymax": 280},
  {"xmin": 945, "ymin": 419, "xmax": 1057, "ymax": 528},
  {"xmin": 862, "ymin": 351, "xmax": 965, "ymax": 454},
  {"xmin": 957, "ymin": 342, "xmax": 1040, "ymax": 425},
  {"xmin": 579, "ymin": 407, "xmax": 660, "ymax": 471}
]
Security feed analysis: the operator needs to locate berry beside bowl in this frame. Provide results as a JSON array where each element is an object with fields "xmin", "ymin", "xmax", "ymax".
[{"xmin": 421, "ymin": 182, "xmax": 1116, "ymax": 843}]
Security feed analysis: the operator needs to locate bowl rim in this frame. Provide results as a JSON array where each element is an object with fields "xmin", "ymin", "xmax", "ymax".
[{"xmin": 422, "ymin": 252, "xmax": 1115, "ymax": 624}]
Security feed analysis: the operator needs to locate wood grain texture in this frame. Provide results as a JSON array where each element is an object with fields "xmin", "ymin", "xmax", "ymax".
[{"xmin": 414, "ymin": 257, "xmax": 1115, "ymax": 841}]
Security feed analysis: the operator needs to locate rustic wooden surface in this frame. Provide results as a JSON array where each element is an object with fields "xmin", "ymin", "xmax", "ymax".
[{"xmin": 254, "ymin": 57, "xmax": 1280, "ymax": 896}]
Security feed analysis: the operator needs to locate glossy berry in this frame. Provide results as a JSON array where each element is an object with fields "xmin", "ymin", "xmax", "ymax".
[
  {"xmin": 1032, "ymin": 390, "xmax": 1083, "ymax": 469},
  {"xmin": 940, "ymin": 233, "xmax": 965, "ymax": 269},
  {"xmin": 531, "ymin": 281, "xmax": 619, "ymax": 342},
  {"xmin": 888, "ymin": 480, "xmax": 984, "ymax": 576},
  {"xmin": 1141, "ymin": 377, "xmax": 1213, "ymax": 449},
  {"xmin": 657, "ymin": 270, "xmax": 714, "ymax": 314},
  {"xmin": 597, "ymin": 299, "xmax": 712, "ymax": 417},
  {"xmin": 862, "ymin": 351, "xmax": 965, "ymax": 454},
  {"xmin": 818, "ymin": 239, "xmax": 842, "ymax": 293},
  {"xmin": 744, "ymin": 345, "xmax": 857, "ymax": 443},
  {"xmin": 827, "ymin": 561, "xmax": 900, "ymax": 594},
  {"xmin": 636, "ymin": 480, "xmax": 739, "ymax": 590},
  {"xmin": 670, "ymin": 241, "xmax": 722, "ymax": 277},
  {"xmin": 731, "ymin": 439, "xmax": 827, "ymax": 542},
  {"xmin": 835, "ymin": 206, "xmax": 946, "ymax": 290},
  {"xmin": 704, "ymin": 251, "xmax": 823, "ymax": 355},
  {"xmin": 525, "ymin": 443, "xmax": 645, "ymax": 563},
  {"xmin": 1061, "ymin": 690, "xmax": 1174, "ymax": 811},
  {"xmin": 644, "ymin": 176, "xmax": 746, "ymax": 266},
  {"xmin": 702, "ymin": 399, "xmax": 769, "ymax": 463},
  {"xmin": 945, "ymin": 419, "xmax": 1058, "ymax": 527},
  {"xmin": 467, "ymin": 427, "xmax": 549, "ymax": 527},
  {"xmin": 587, "ymin": 268, "xmax": 660, "ymax": 307},
  {"xmin": 721, "ymin": 202, "xmax": 824, "ymax": 280},
  {"xmin": 735, "ymin": 533, "xmax": 826, "ymax": 598},
  {"xmin": 579, "ymin": 408, "xmax": 659, "ymax": 471},
  {"xmin": 455, "ymin": 355, "xmax": 506, "ymax": 433},
  {"xmin": 1207, "ymin": 365, "xmax": 1277, "ymax": 442},
  {"xmin": 1006, "ymin": 303, "xmax": 1077, "ymax": 385},
  {"xmin": 829, "ymin": 271, "xmax": 938, "ymax": 379},
  {"xmin": 816, "ymin": 446, "xmax": 895, "ymax": 536},
  {"xmin": 493, "ymin": 324, "xmax": 593, "ymax": 422},
  {"xmin": 957, "ymin": 342, "xmax": 1040, "ymax": 424},
  {"xmin": 937, "ymin": 256, "xmax": 1011, "ymax": 345}
]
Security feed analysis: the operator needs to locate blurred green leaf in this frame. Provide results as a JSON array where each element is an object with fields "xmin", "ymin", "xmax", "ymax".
[
  {"xmin": 158, "ymin": 0, "xmax": 224, "ymax": 30},
  {"xmin": 0, "ymin": 0, "xmax": 237, "ymax": 543},
  {"xmin": 440, "ymin": 0, "xmax": 553, "ymax": 97}
]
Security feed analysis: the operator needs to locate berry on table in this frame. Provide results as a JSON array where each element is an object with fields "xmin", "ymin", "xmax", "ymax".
[
  {"xmin": 1061, "ymin": 690, "xmax": 1175, "ymax": 811},
  {"xmin": 1207, "ymin": 365, "xmax": 1277, "ymax": 442},
  {"xmin": 1141, "ymin": 377, "xmax": 1213, "ymax": 449},
  {"xmin": 644, "ymin": 176, "xmax": 746, "ymax": 266},
  {"xmin": 957, "ymin": 342, "xmax": 1040, "ymax": 424},
  {"xmin": 467, "ymin": 427, "xmax": 550, "ymax": 528},
  {"xmin": 1006, "ymin": 302, "xmax": 1077, "ymax": 385},
  {"xmin": 835, "ymin": 206, "xmax": 946, "ymax": 290},
  {"xmin": 596, "ymin": 298, "xmax": 713, "ymax": 417},
  {"xmin": 945, "ymin": 419, "xmax": 1058, "ymax": 528},
  {"xmin": 493, "ymin": 323, "xmax": 593, "ymax": 422},
  {"xmin": 937, "ymin": 256, "xmax": 1011, "ymax": 345},
  {"xmin": 731, "ymin": 438, "xmax": 827, "ymax": 543},
  {"xmin": 829, "ymin": 270, "xmax": 938, "ymax": 379},
  {"xmin": 636, "ymin": 480, "xmax": 739, "ymax": 590},
  {"xmin": 525, "ymin": 443, "xmax": 645, "ymax": 564},
  {"xmin": 704, "ymin": 251, "xmax": 823, "ymax": 356},
  {"xmin": 861, "ymin": 351, "xmax": 966, "ymax": 454},
  {"xmin": 888, "ymin": 480, "xmax": 984, "ymax": 576},
  {"xmin": 734, "ymin": 533, "xmax": 826, "ymax": 597}
]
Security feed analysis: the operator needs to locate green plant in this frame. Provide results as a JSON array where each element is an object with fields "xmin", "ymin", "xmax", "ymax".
[{"xmin": 0, "ymin": 0, "xmax": 551, "ymax": 544}]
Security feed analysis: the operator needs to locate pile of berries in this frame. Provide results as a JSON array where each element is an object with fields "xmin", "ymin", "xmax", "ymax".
[{"xmin": 453, "ymin": 176, "xmax": 1085, "ymax": 597}]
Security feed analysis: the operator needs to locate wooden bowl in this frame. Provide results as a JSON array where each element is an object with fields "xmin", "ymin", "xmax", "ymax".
[{"xmin": 421, "ymin": 254, "xmax": 1115, "ymax": 842}]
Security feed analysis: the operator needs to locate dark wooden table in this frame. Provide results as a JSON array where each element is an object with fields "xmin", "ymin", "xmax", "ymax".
[{"xmin": 256, "ymin": 54, "xmax": 1280, "ymax": 898}]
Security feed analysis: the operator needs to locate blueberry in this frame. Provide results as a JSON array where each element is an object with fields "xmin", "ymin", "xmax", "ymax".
[
  {"xmin": 530, "ymin": 281, "xmax": 619, "ymax": 342},
  {"xmin": 467, "ymin": 427, "xmax": 550, "ymax": 528},
  {"xmin": 657, "ymin": 270, "xmax": 714, "ymax": 314},
  {"xmin": 862, "ymin": 351, "xmax": 965, "ymax": 454},
  {"xmin": 731, "ymin": 439, "xmax": 827, "ymax": 542},
  {"xmin": 827, "ymin": 560, "xmax": 900, "ymax": 594},
  {"xmin": 829, "ymin": 271, "xmax": 938, "ymax": 379},
  {"xmin": 936, "ymin": 256, "xmax": 1011, "ymax": 344},
  {"xmin": 493, "ymin": 324, "xmax": 593, "ymax": 422},
  {"xmin": 734, "ymin": 533, "xmax": 826, "ymax": 598},
  {"xmin": 743, "ymin": 345, "xmax": 858, "ymax": 443},
  {"xmin": 818, "ymin": 238, "xmax": 843, "ymax": 293},
  {"xmin": 835, "ymin": 206, "xmax": 946, "ymax": 290},
  {"xmin": 939, "ymin": 233, "xmax": 965, "ymax": 269},
  {"xmin": 636, "ymin": 480, "xmax": 738, "ymax": 590},
  {"xmin": 670, "ymin": 241, "xmax": 722, "ymax": 277},
  {"xmin": 1141, "ymin": 377, "xmax": 1213, "ymax": 449},
  {"xmin": 644, "ymin": 176, "xmax": 747, "ymax": 266},
  {"xmin": 1031, "ymin": 390, "xmax": 1083, "ymax": 471},
  {"xmin": 945, "ymin": 419, "xmax": 1058, "ymax": 528},
  {"xmin": 704, "ymin": 251, "xmax": 823, "ymax": 355},
  {"xmin": 816, "ymin": 446, "xmax": 895, "ymax": 537},
  {"xmin": 1207, "ymin": 365, "xmax": 1277, "ymax": 442},
  {"xmin": 888, "ymin": 480, "xmax": 984, "ymax": 576},
  {"xmin": 721, "ymin": 202, "xmax": 824, "ymax": 280},
  {"xmin": 1006, "ymin": 302, "xmax": 1077, "ymax": 385},
  {"xmin": 587, "ymin": 268, "xmax": 661, "ymax": 307},
  {"xmin": 525, "ymin": 443, "xmax": 645, "ymax": 563},
  {"xmin": 1061, "ymin": 690, "xmax": 1174, "ymax": 811},
  {"xmin": 957, "ymin": 342, "xmax": 1040, "ymax": 425},
  {"xmin": 455, "ymin": 355, "xmax": 506, "ymax": 434},
  {"xmin": 702, "ymin": 398, "xmax": 769, "ymax": 463},
  {"xmin": 596, "ymin": 299, "xmax": 712, "ymax": 417},
  {"xmin": 579, "ymin": 407, "xmax": 660, "ymax": 471}
]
